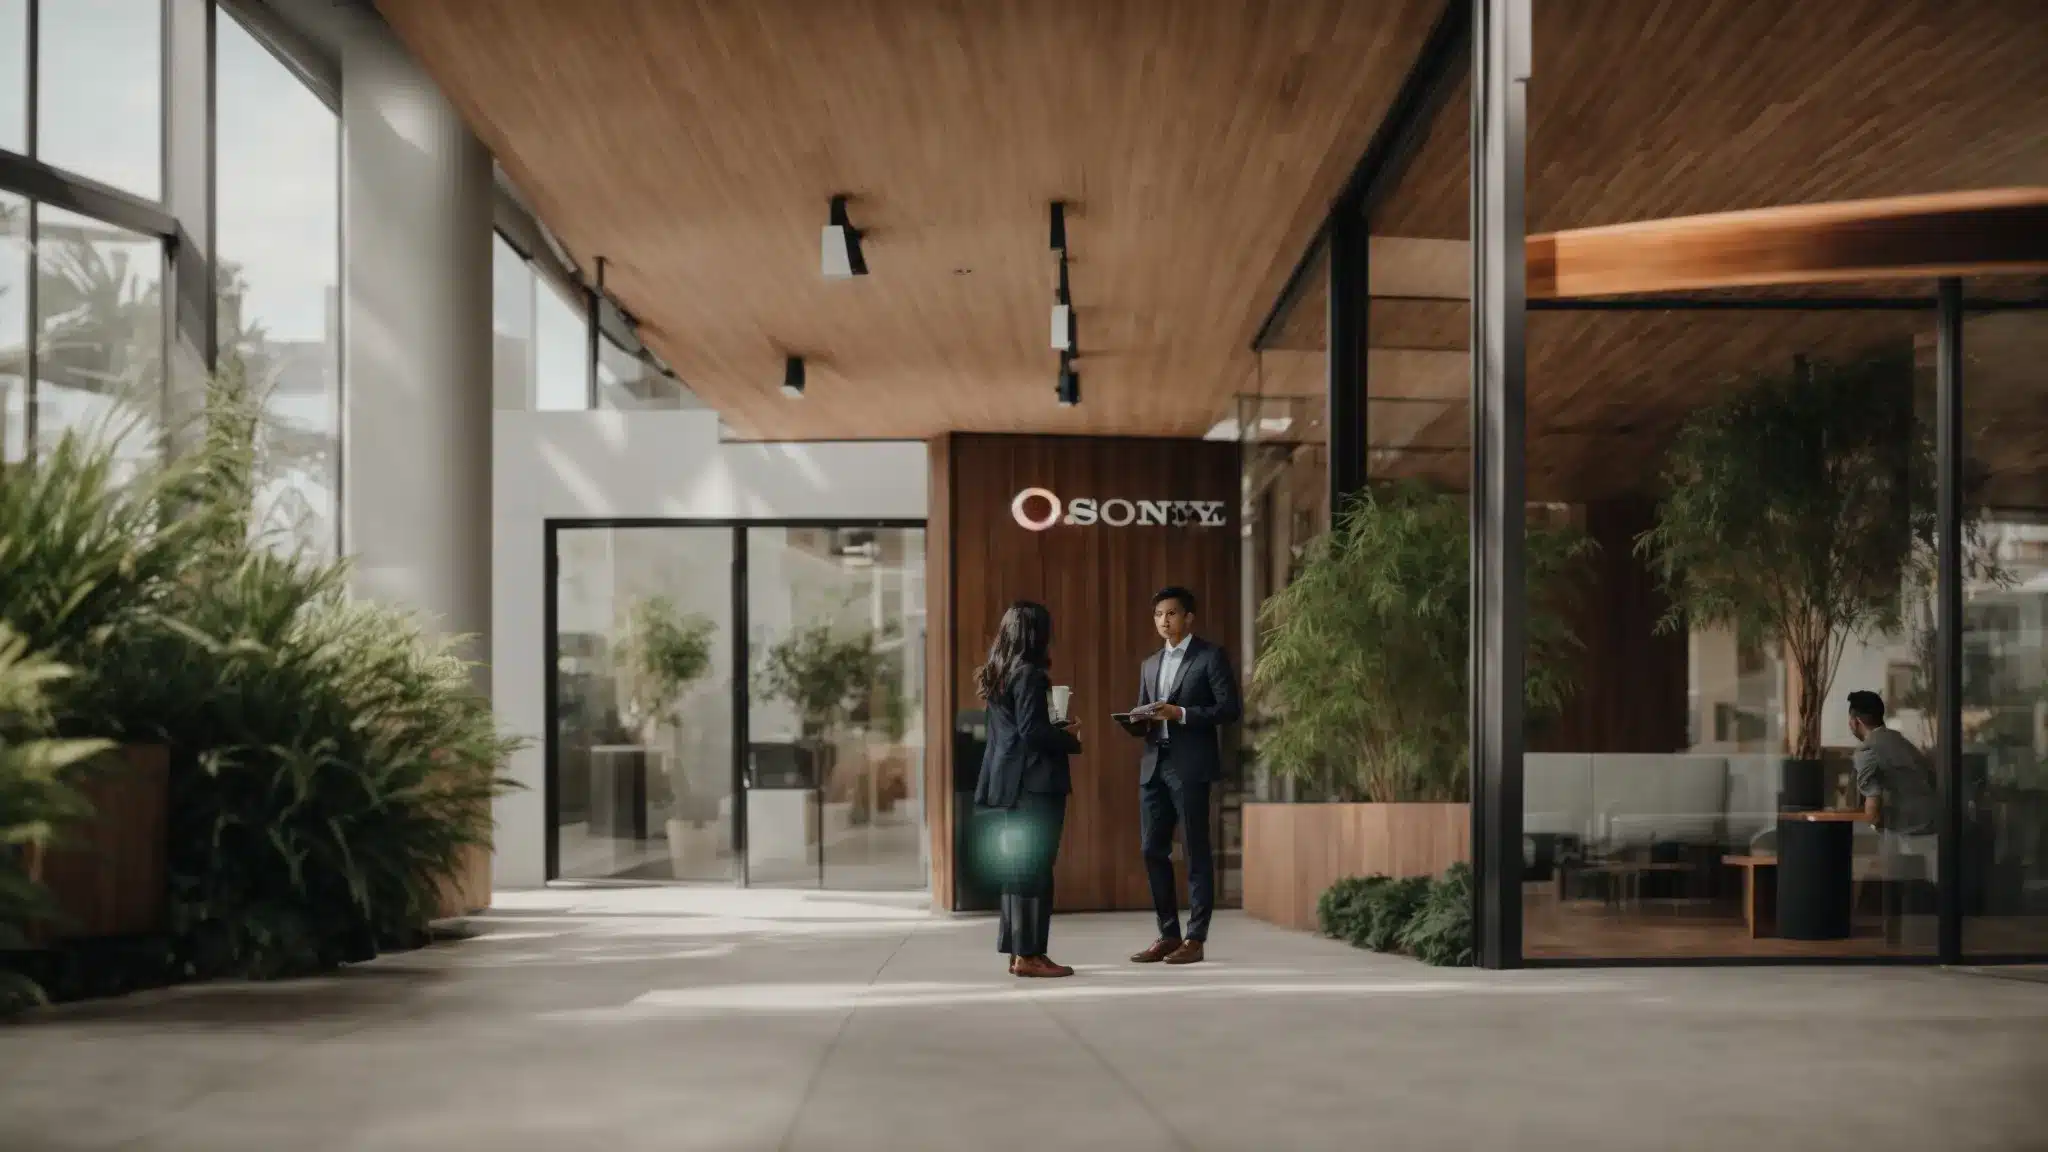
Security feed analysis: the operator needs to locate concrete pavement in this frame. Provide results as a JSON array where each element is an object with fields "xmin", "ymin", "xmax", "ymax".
[{"xmin": 3, "ymin": 887, "xmax": 2045, "ymax": 1151}]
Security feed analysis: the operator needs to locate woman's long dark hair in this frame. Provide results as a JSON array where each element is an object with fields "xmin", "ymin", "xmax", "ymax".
[{"xmin": 974, "ymin": 600, "xmax": 1053, "ymax": 701}]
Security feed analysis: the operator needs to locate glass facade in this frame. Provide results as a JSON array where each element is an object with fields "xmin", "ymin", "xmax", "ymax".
[
  {"xmin": 215, "ymin": 9, "xmax": 341, "ymax": 557},
  {"xmin": 1251, "ymin": 0, "xmax": 2048, "ymax": 967},
  {"xmin": 548, "ymin": 522, "xmax": 928, "ymax": 891}
]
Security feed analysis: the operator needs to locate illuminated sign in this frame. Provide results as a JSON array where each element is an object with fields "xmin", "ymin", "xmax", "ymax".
[{"xmin": 1009, "ymin": 487, "xmax": 1228, "ymax": 532}]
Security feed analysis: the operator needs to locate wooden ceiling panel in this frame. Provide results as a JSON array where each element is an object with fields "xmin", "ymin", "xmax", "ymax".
[
  {"xmin": 375, "ymin": 0, "xmax": 1446, "ymax": 440},
  {"xmin": 1284, "ymin": 0, "xmax": 2048, "ymax": 335}
]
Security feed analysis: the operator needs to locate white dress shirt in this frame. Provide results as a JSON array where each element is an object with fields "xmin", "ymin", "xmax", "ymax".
[{"xmin": 1156, "ymin": 635, "xmax": 1192, "ymax": 739}]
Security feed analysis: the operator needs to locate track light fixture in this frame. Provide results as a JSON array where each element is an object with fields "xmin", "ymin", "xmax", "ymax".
[
  {"xmin": 822, "ymin": 194, "xmax": 868, "ymax": 279},
  {"xmin": 1050, "ymin": 201, "xmax": 1080, "ymax": 405},
  {"xmin": 1051, "ymin": 247, "xmax": 1077, "ymax": 351},
  {"xmin": 782, "ymin": 355, "xmax": 806, "ymax": 399}
]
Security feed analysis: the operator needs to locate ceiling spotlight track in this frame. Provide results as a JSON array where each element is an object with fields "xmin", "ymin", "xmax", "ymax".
[
  {"xmin": 822, "ymin": 194, "xmax": 868, "ymax": 279},
  {"xmin": 1050, "ymin": 200, "xmax": 1079, "ymax": 407}
]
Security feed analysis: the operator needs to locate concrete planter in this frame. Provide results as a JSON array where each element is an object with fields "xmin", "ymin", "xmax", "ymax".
[
  {"xmin": 25, "ymin": 744, "xmax": 171, "ymax": 941},
  {"xmin": 1242, "ymin": 801, "xmax": 1470, "ymax": 932}
]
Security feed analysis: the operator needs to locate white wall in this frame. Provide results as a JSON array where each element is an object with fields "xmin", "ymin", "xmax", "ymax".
[{"xmin": 491, "ymin": 409, "xmax": 927, "ymax": 886}]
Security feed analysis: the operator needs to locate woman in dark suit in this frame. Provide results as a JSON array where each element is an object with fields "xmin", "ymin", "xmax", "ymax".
[{"xmin": 973, "ymin": 600, "xmax": 1081, "ymax": 978}]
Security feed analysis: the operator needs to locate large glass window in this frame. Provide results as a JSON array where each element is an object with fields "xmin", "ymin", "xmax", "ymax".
[
  {"xmin": 34, "ymin": 204, "xmax": 163, "ymax": 471},
  {"xmin": 1517, "ymin": 302, "xmax": 1939, "ymax": 962},
  {"xmin": 533, "ymin": 274, "xmax": 588, "ymax": 411},
  {"xmin": 0, "ymin": 191, "xmax": 25, "ymax": 462},
  {"xmin": 215, "ymin": 10, "xmax": 341, "ymax": 557},
  {"xmin": 492, "ymin": 234, "xmax": 534, "ymax": 410},
  {"xmin": 0, "ymin": 0, "xmax": 25, "ymax": 155},
  {"xmin": 37, "ymin": 0, "xmax": 163, "ymax": 201},
  {"xmin": 1962, "ymin": 289, "xmax": 2048, "ymax": 957}
]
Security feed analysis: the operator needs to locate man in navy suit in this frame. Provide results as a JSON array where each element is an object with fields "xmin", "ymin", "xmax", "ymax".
[{"xmin": 1120, "ymin": 586, "xmax": 1240, "ymax": 965}]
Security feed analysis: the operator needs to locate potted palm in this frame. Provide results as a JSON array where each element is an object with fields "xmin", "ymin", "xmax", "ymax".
[
  {"xmin": 612, "ymin": 596, "xmax": 716, "ymax": 874},
  {"xmin": 1245, "ymin": 481, "xmax": 1589, "ymax": 929},
  {"xmin": 1637, "ymin": 350, "xmax": 1940, "ymax": 805}
]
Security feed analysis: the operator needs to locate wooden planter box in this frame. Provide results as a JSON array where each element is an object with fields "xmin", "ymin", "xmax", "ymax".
[
  {"xmin": 1242, "ymin": 802, "xmax": 1470, "ymax": 932},
  {"xmin": 24, "ymin": 744, "xmax": 171, "ymax": 941}
]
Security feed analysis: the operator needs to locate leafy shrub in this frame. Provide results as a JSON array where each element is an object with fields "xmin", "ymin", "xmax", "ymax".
[
  {"xmin": 0, "ymin": 433, "xmax": 201, "ymax": 737},
  {"xmin": 1316, "ymin": 875, "xmax": 1386, "ymax": 940},
  {"xmin": 2, "ymin": 374, "xmax": 522, "ymax": 989},
  {"xmin": 122, "ymin": 553, "xmax": 518, "ymax": 978},
  {"xmin": 1358, "ymin": 876, "xmax": 1432, "ymax": 953},
  {"xmin": 0, "ymin": 629, "xmax": 111, "ymax": 1008},
  {"xmin": 1316, "ymin": 865, "xmax": 1474, "ymax": 966},
  {"xmin": 1400, "ymin": 863, "xmax": 1476, "ymax": 967}
]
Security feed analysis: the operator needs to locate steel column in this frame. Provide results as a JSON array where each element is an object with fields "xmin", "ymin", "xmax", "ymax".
[
  {"xmin": 1935, "ymin": 276, "xmax": 1964, "ymax": 963},
  {"xmin": 1327, "ymin": 209, "xmax": 1368, "ymax": 517},
  {"xmin": 1469, "ymin": 0, "xmax": 1530, "ymax": 970}
]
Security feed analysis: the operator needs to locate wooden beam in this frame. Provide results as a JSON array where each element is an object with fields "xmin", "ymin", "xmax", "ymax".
[{"xmin": 1528, "ymin": 188, "xmax": 2048, "ymax": 300}]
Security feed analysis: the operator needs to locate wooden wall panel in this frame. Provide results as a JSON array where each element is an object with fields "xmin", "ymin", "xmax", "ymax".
[
  {"xmin": 941, "ymin": 435, "xmax": 1239, "ymax": 912},
  {"xmin": 924, "ymin": 436, "xmax": 957, "ymax": 912},
  {"xmin": 1241, "ymin": 802, "xmax": 1470, "ymax": 933},
  {"xmin": 1533, "ymin": 500, "xmax": 1690, "ymax": 755},
  {"xmin": 27, "ymin": 745, "xmax": 170, "ymax": 940}
]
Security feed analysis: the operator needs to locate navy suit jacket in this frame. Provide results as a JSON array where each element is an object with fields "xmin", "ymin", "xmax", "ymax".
[
  {"xmin": 1127, "ymin": 636, "xmax": 1240, "ymax": 785},
  {"xmin": 973, "ymin": 665, "xmax": 1080, "ymax": 809}
]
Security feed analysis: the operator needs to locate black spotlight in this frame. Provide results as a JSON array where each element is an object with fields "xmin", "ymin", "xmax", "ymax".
[
  {"xmin": 822, "ymin": 195, "xmax": 867, "ymax": 278},
  {"xmin": 782, "ymin": 355, "xmax": 806, "ymax": 399},
  {"xmin": 1049, "ymin": 200, "xmax": 1067, "ymax": 253},
  {"xmin": 1055, "ymin": 351, "xmax": 1079, "ymax": 408}
]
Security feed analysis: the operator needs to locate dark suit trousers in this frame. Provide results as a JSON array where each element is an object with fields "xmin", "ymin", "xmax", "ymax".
[
  {"xmin": 996, "ymin": 792, "xmax": 1066, "ymax": 957},
  {"xmin": 1141, "ymin": 749, "xmax": 1214, "ymax": 942}
]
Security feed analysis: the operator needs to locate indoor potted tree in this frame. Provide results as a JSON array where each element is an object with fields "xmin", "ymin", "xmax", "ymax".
[
  {"xmin": 1636, "ymin": 350, "xmax": 1939, "ymax": 802},
  {"xmin": 757, "ymin": 623, "xmax": 881, "ymax": 833},
  {"xmin": 613, "ymin": 596, "xmax": 716, "ymax": 874},
  {"xmin": 1245, "ymin": 480, "xmax": 1589, "ymax": 929}
]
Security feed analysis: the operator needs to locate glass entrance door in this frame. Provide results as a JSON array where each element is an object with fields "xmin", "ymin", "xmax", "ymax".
[
  {"xmin": 548, "ymin": 522, "xmax": 925, "ymax": 890},
  {"xmin": 746, "ymin": 527, "xmax": 927, "ymax": 890},
  {"xmin": 552, "ymin": 526, "xmax": 737, "ymax": 882}
]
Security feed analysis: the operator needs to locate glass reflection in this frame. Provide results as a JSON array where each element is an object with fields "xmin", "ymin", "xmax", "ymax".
[
  {"xmin": 34, "ymin": 205, "xmax": 163, "ymax": 472},
  {"xmin": 37, "ymin": 0, "xmax": 162, "ymax": 201},
  {"xmin": 1961, "ymin": 295, "xmax": 2048, "ymax": 956},
  {"xmin": 216, "ymin": 12, "xmax": 341, "ymax": 558}
]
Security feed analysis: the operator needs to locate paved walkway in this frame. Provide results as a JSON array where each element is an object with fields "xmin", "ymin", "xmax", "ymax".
[{"xmin": 4, "ymin": 888, "xmax": 2046, "ymax": 1151}]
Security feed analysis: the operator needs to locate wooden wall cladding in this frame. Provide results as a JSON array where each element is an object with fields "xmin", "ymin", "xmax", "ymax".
[
  {"xmin": 1241, "ymin": 802, "xmax": 1470, "ymax": 933},
  {"xmin": 1533, "ymin": 500, "xmax": 1691, "ymax": 755},
  {"xmin": 26, "ymin": 745, "xmax": 170, "ymax": 940},
  {"xmin": 925, "ymin": 436, "xmax": 958, "ymax": 913},
  {"xmin": 936, "ymin": 434, "xmax": 1240, "ymax": 912}
]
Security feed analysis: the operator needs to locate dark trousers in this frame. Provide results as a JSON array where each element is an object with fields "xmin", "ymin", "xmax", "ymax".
[
  {"xmin": 996, "ymin": 792, "xmax": 1066, "ymax": 957},
  {"xmin": 1141, "ymin": 758, "xmax": 1214, "ymax": 942}
]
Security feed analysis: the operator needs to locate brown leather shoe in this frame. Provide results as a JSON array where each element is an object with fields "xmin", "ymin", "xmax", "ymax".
[
  {"xmin": 1163, "ymin": 940, "xmax": 1205, "ymax": 965},
  {"xmin": 1015, "ymin": 955, "xmax": 1074, "ymax": 978},
  {"xmin": 1130, "ymin": 938, "xmax": 1182, "ymax": 963},
  {"xmin": 1008, "ymin": 956, "xmax": 1019, "ymax": 975}
]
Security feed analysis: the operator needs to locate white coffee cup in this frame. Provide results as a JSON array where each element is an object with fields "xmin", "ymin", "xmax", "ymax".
[{"xmin": 1049, "ymin": 685, "xmax": 1072, "ymax": 723}]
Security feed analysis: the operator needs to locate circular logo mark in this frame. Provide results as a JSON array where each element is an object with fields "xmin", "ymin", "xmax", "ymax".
[{"xmin": 1010, "ymin": 487, "xmax": 1061, "ymax": 531}]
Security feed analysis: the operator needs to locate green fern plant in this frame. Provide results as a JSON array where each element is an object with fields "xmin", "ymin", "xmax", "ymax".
[{"xmin": 0, "ymin": 629, "xmax": 112, "ymax": 1008}]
